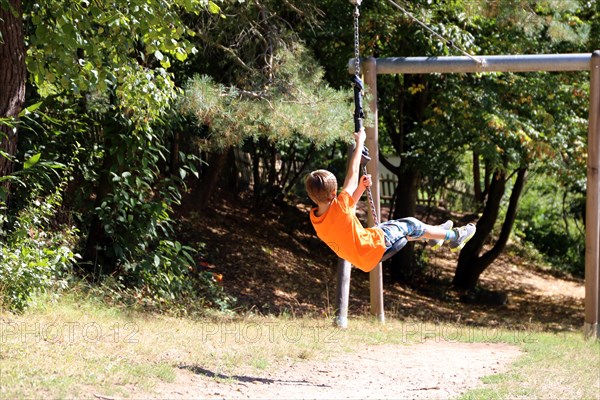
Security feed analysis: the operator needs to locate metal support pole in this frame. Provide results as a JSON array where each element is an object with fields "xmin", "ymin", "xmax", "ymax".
[
  {"xmin": 335, "ymin": 258, "xmax": 352, "ymax": 328},
  {"xmin": 348, "ymin": 54, "xmax": 592, "ymax": 75},
  {"xmin": 363, "ymin": 57, "xmax": 384, "ymax": 323},
  {"xmin": 335, "ymin": 144, "xmax": 355, "ymax": 329},
  {"xmin": 585, "ymin": 50, "xmax": 600, "ymax": 340}
]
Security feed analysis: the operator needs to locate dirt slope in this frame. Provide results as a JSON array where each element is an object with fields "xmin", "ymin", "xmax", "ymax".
[{"xmin": 178, "ymin": 192, "xmax": 584, "ymax": 331}]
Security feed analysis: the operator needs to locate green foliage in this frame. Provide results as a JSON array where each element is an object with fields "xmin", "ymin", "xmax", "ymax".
[
  {"xmin": 466, "ymin": 0, "xmax": 589, "ymax": 47},
  {"xmin": 516, "ymin": 173, "xmax": 585, "ymax": 276},
  {"xmin": 181, "ymin": 44, "xmax": 353, "ymax": 149},
  {"xmin": 0, "ymin": 187, "xmax": 78, "ymax": 312},
  {"xmin": 91, "ymin": 118, "xmax": 185, "ymax": 264},
  {"xmin": 125, "ymin": 240, "xmax": 234, "ymax": 311},
  {"xmin": 17, "ymin": 1, "xmax": 227, "ymax": 307},
  {"xmin": 25, "ymin": 0, "xmax": 219, "ymax": 119},
  {"xmin": 589, "ymin": 0, "xmax": 600, "ymax": 50},
  {"xmin": 4, "ymin": 76, "xmax": 207, "ymax": 311},
  {"xmin": 192, "ymin": 269, "xmax": 237, "ymax": 312},
  {"xmin": 0, "ymin": 110, "xmax": 66, "ymax": 203},
  {"xmin": 180, "ymin": 39, "xmax": 355, "ymax": 207},
  {"xmin": 95, "ymin": 240, "xmax": 236, "ymax": 313},
  {"xmin": 0, "ymin": 110, "xmax": 79, "ymax": 311},
  {"xmin": 81, "ymin": 111, "xmax": 208, "ymax": 303},
  {"xmin": 179, "ymin": 1, "xmax": 354, "ymax": 206}
]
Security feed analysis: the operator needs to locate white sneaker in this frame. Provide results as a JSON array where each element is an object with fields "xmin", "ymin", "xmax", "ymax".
[
  {"xmin": 428, "ymin": 220, "xmax": 453, "ymax": 250},
  {"xmin": 449, "ymin": 223, "xmax": 477, "ymax": 252}
]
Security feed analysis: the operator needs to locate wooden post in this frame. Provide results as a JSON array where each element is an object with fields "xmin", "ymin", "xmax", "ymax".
[
  {"xmin": 585, "ymin": 50, "xmax": 600, "ymax": 340},
  {"xmin": 363, "ymin": 57, "xmax": 384, "ymax": 323}
]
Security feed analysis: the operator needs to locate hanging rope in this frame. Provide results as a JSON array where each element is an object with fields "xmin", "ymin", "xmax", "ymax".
[
  {"xmin": 385, "ymin": 0, "xmax": 484, "ymax": 66},
  {"xmin": 350, "ymin": 0, "xmax": 483, "ymax": 229},
  {"xmin": 350, "ymin": 1, "xmax": 379, "ymax": 227}
]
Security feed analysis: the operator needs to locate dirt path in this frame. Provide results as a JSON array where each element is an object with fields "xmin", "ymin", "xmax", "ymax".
[{"xmin": 153, "ymin": 341, "xmax": 521, "ymax": 399}]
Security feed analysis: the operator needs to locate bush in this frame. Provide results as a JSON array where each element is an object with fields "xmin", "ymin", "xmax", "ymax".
[
  {"xmin": 0, "ymin": 192, "xmax": 78, "ymax": 312},
  {"xmin": 515, "ymin": 175, "xmax": 585, "ymax": 276}
]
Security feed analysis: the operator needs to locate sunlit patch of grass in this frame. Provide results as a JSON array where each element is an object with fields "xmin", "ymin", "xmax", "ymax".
[
  {"xmin": 459, "ymin": 331, "xmax": 600, "ymax": 400},
  {"xmin": 0, "ymin": 294, "xmax": 174, "ymax": 398},
  {"xmin": 0, "ymin": 294, "xmax": 352, "ymax": 397}
]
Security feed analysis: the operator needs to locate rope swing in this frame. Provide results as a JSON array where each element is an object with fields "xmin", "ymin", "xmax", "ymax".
[
  {"xmin": 348, "ymin": 0, "xmax": 482, "ymax": 231},
  {"xmin": 350, "ymin": 0, "xmax": 379, "ymax": 227}
]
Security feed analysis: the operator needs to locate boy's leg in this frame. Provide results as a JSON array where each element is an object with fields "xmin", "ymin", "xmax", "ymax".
[
  {"xmin": 378, "ymin": 217, "xmax": 427, "ymax": 246},
  {"xmin": 379, "ymin": 218, "xmax": 476, "ymax": 252},
  {"xmin": 419, "ymin": 221, "xmax": 449, "ymax": 241},
  {"xmin": 428, "ymin": 220, "xmax": 453, "ymax": 250}
]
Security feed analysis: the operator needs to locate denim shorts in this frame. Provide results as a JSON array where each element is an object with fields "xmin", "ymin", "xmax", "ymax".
[{"xmin": 377, "ymin": 217, "xmax": 425, "ymax": 250}]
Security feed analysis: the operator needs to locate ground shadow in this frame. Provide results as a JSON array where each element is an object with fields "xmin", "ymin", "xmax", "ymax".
[{"xmin": 178, "ymin": 364, "xmax": 330, "ymax": 388}]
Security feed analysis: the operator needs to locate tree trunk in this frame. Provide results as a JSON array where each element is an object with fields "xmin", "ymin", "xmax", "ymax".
[
  {"xmin": 82, "ymin": 124, "xmax": 119, "ymax": 275},
  {"xmin": 197, "ymin": 150, "xmax": 229, "ymax": 209},
  {"xmin": 251, "ymin": 142, "xmax": 262, "ymax": 208},
  {"xmin": 169, "ymin": 130, "xmax": 180, "ymax": 174},
  {"xmin": 473, "ymin": 150, "xmax": 483, "ymax": 204},
  {"xmin": 178, "ymin": 148, "xmax": 235, "ymax": 215},
  {"xmin": 283, "ymin": 142, "xmax": 315, "ymax": 195},
  {"xmin": 483, "ymin": 159, "xmax": 492, "ymax": 199},
  {"xmin": 388, "ymin": 167, "xmax": 420, "ymax": 281},
  {"xmin": 453, "ymin": 167, "xmax": 528, "ymax": 291},
  {"xmin": 0, "ymin": 0, "xmax": 26, "ymax": 181}
]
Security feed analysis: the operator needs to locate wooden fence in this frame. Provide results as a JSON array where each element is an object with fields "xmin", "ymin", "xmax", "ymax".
[{"xmin": 380, "ymin": 173, "xmax": 397, "ymax": 208}]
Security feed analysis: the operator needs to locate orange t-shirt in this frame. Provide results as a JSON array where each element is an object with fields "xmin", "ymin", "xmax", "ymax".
[{"xmin": 310, "ymin": 191, "xmax": 386, "ymax": 272}]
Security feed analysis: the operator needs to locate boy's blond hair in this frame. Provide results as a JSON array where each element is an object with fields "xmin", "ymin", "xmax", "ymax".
[{"xmin": 305, "ymin": 169, "xmax": 338, "ymax": 204}]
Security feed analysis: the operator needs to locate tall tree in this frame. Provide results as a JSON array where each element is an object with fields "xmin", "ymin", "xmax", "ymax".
[
  {"xmin": 450, "ymin": 0, "xmax": 591, "ymax": 291},
  {"xmin": 0, "ymin": 0, "xmax": 25, "ymax": 181}
]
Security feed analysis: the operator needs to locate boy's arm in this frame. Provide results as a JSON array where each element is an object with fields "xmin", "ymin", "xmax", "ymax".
[
  {"xmin": 351, "ymin": 174, "xmax": 371, "ymax": 205},
  {"xmin": 341, "ymin": 128, "xmax": 366, "ymax": 196}
]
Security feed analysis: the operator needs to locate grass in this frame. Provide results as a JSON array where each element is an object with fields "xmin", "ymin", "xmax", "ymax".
[
  {"xmin": 459, "ymin": 331, "xmax": 600, "ymax": 400},
  {"xmin": 1, "ymin": 291, "xmax": 599, "ymax": 399}
]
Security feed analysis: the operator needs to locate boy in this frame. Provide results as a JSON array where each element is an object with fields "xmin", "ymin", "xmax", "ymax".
[{"xmin": 305, "ymin": 128, "xmax": 476, "ymax": 273}]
